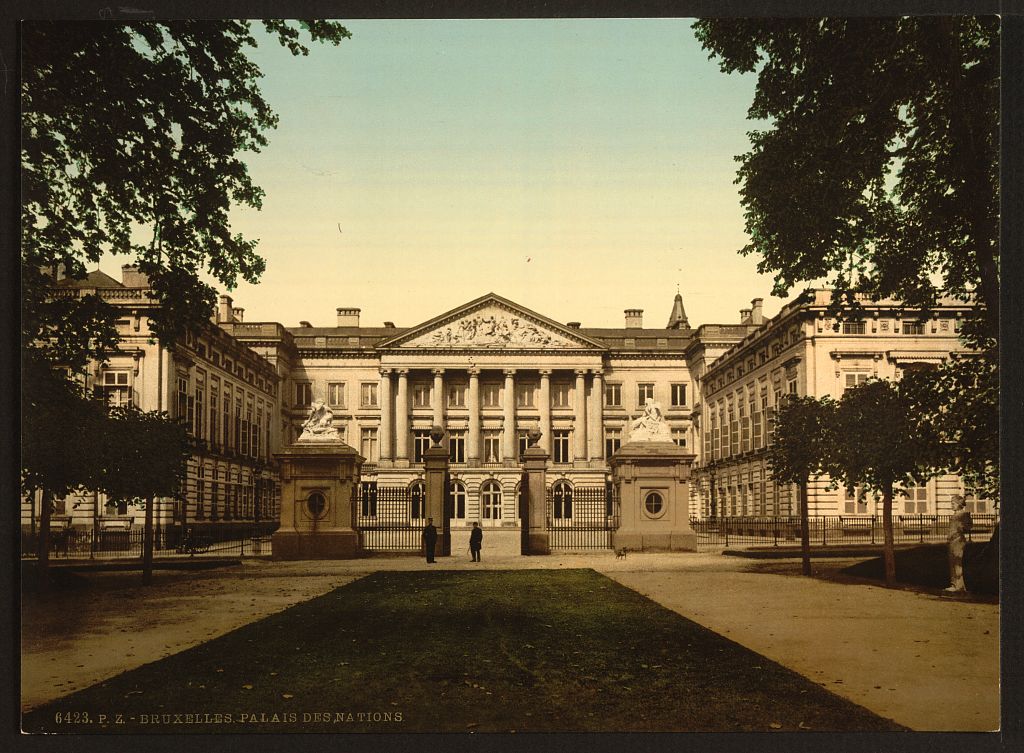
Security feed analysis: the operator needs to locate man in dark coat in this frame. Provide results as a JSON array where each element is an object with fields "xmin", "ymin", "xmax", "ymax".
[
  {"xmin": 469, "ymin": 521, "xmax": 483, "ymax": 562},
  {"xmin": 422, "ymin": 517, "xmax": 438, "ymax": 563}
]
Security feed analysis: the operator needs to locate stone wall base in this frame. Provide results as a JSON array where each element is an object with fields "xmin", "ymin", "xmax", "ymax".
[
  {"xmin": 612, "ymin": 530, "xmax": 697, "ymax": 552},
  {"xmin": 272, "ymin": 530, "xmax": 361, "ymax": 560}
]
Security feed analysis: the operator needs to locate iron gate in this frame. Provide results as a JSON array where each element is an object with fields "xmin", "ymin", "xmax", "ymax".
[
  {"xmin": 355, "ymin": 482, "xmax": 422, "ymax": 552},
  {"xmin": 546, "ymin": 483, "xmax": 617, "ymax": 550}
]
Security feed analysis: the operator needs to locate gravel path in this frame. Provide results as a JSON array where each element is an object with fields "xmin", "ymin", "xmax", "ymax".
[{"xmin": 21, "ymin": 552, "xmax": 999, "ymax": 731}]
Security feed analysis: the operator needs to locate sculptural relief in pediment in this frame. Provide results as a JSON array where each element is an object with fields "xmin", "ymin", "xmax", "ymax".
[{"xmin": 404, "ymin": 309, "xmax": 578, "ymax": 349}]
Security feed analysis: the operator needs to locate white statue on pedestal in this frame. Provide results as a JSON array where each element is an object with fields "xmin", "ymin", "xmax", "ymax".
[
  {"xmin": 297, "ymin": 398, "xmax": 340, "ymax": 443},
  {"xmin": 945, "ymin": 494, "xmax": 973, "ymax": 593},
  {"xmin": 628, "ymin": 398, "xmax": 673, "ymax": 442}
]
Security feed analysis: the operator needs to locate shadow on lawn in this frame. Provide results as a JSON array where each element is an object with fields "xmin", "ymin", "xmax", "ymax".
[{"xmin": 23, "ymin": 569, "xmax": 906, "ymax": 734}]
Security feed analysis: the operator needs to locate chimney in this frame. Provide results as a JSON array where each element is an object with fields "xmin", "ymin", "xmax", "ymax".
[
  {"xmin": 566, "ymin": 321, "xmax": 581, "ymax": 329},
  {"xmin": 299, "ymin": 321, "xmax": 312, "ymax": 328},
  {"xmin": 750, "ymin": 298, "xmax": 764, "ymax": 325},
  {"xmin": 122, "ymin": 264, "xmax": 150, "ymax": 287},
  {"xmin": 740, "ymin": 308, "xmax": 752, "ymax": 323},
  {"xmin": 337, "ymin": 307, "xmax": 361, "ymax": 327},
  {"xmin": 232, "ymin": 307, "xmax": 244, "ymax": 323},
  {"xmin": 624, "ymin": 309, "xmax": 643, "ymax": 329},
  {"xmin": 384, "ymin": 321, "xmax": 396, "ymax": 329},
  {"xmin": 218, "ymin": 294, "xmax": 233, "ymax": 324}
]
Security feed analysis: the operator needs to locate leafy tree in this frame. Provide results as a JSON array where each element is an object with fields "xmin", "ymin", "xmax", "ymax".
[
  {"xmin": 21, "ymin": 356, "xmax": 108, "ymax": 589},
  {"xmin": 21, "ymin": 20, "xmax": 349, "ymax": 576},
  {"xmin": 825, "ymin": 380, "xmax": 943, "ymax": 586},
  {"xmin": 98, "ymin": 407, "xmax": 192, "ymax": 585},
  {"xmin": 767, "ymin": 395, "xmax": 836, "ymax": 576},
  {"xmin": 692, "ymin": 17, "xmax": 999, "ymax": 334}
]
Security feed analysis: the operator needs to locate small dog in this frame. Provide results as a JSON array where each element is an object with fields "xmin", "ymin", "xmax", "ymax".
[{"xmin": 615, "ymin": 547, "xmax": 628, "ymax": 560}]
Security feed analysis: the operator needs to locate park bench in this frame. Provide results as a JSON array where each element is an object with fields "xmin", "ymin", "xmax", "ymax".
[{"xmin": 839, "ymin": 517, "xmax": 874, "ymax": 537}]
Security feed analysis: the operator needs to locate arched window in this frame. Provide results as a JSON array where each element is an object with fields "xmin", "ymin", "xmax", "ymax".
[
  {"xmin": 409, "ymin": 480, "xmax": 426, "ymax": 520},
  {"xmin": 481, "ymin": 480, "xmax": 503, "ymax": 521},
  {"xmin": 449, "ymin": 480, "xmax": 467, "ymax": 520},
  {"xmin": 552, "ymin": 480, "xmax": 573, "ymax": 519}
]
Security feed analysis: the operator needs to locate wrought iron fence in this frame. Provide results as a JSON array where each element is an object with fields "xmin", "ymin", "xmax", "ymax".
[
  {"xmin": 546, "ymin": 486, "xmax": 617, "ymax": 550},
  {"xmin": 355, "ymin": 484, "xmax": 421, "ymax": 552},
  {"xmin": 690, "ymin": 514, "xmax": 999, "ymax": 549},
  {"xmin": 20, "ymin": 521, "xmax": 279, "ymax": 560}
]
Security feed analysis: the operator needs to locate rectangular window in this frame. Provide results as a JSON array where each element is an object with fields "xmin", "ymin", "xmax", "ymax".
[
  {"xmin": 842, "ymin": 321, "xmax": 866, "ymax": 335},
  {"xmin": 413, "ymin": 430, "xmax": 432, "ymax": 463},
  {"xmin": 605, "ymin": 428, "xmax": 622, "ymax": 458},
  {"xmin": 448, "ymin": 431, "xmax": 466, "ymax": 464},
  {"xmin": 517, "ymin": 430, "xmax": 530, "ymax": 458},
  {"xmin": 740, "ymin": 402, "xmax": 750, "ymax": 453},
  {"xmin": 254, "ymin": 406, "xmax": 263, "ymax": 458},
  {"xmin": 728, "ymin": 409, "xmax": 739, "ymax": 456},
  {"xmin": 360, "ymin": 428, "xmax": 378, "ymax": 462},
  {"xmin": 605, "ymin": 383, "xmax": 622, "ymax": 407},
  {"xmin": 671, "ymin": 383, "xmax": 687, "ymax": 407},
  {"xmin": 483, "ymin": 431, "xmax": 502, "ymax": 463},
  {"xmin": 787, "ymin": 378, "xmax": 798, "ymax": 395},
  {"xmin": 844, "ymin": 487, "xmax": 869, "ymax": 515},
  {"xmin": 481, "ymin": 383, "xmax": 500, "ymax": 408},
  {"xmin": 552, "ymin": 430, "xmax": 571, "ymax": 464},
  {"xmin": 637, "ymin": 383, "xmax": 654, "ymax": 406},
  {"xmin": 551, "ymin": 383, "xmax": 571, "ymax": 408},
  {"xmin": 194, "ymin": 380, "xmax": 205, "ymax": 440},
  {"xmin": 902, "ymin": 485, "xmax": 929, "ymax": 514},
  {"xmin": 672, "ymin": 428, "xmax": 687, "ymax": 447},
  {"xmin": 234, "ymin": 396, "xmax": 243, "ymax": 452},
  {"xmin": 516, "ymin": 383, "xmax": 535, "ymax": 408},
  {"xmin": 209, "ymin": 389, "xmax": 219, "ymax": 449},
  {"xmin": 963, "ymin": 492, "xmax": 988, "ymax": 514},
  {"xmin": 413, "ymin": 383, "xmax": 432, "ymax": 408},
  {"xmin": 222, "ymin": 387, "xmax": 231, "ymax": 448},
  {"xmin": 295, "ymin": 381, "xmax": 312, "ymax": 408},
  {"xmin": 447, "ymin": 383, "xmax": 466, "ymax": 408},
  {"xmin": 327, "ymin": 382, "xmax": 345, "ymax": 407},
  {"xmin": 360, "ymin": 383, "xmax": 378, "ymax": 408},
  {"xmin": 176, "ymin": 376, "xmax": 189, "ymax": 421},
  {"xmin": 711, "ymin": 413, "xmax": 721, "ymax": 460},
  {"xmin": 903, "ymin": 321, "xmax": 925, "ymax": 335},
  {"xmin": 844, "ymin": 372, "xmax": 870, "ymax": 392}
]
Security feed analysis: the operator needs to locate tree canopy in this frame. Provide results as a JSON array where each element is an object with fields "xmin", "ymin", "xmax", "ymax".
[
  {"xmin": 693, "ymin": 17, "xmax": 999, "ymax": 334},
  {"xmin": 22, "ymin": 20, "xmax": 351, "ymax": 362}
]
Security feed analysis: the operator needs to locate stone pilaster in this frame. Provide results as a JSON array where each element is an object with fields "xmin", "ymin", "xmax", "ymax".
[
  {"xmin": 539, "ymin": 369, "xmax": 552, "ymax": 453},
  {"xmin": 574, "ymin": 369, "xmax": 587, "ymax": 462},
  {"xmin": 379, "ymin": 368, "xmax": 393, "ymax": 462},
  {"xmin": 589, "ymin": 369, "xmax": 604, "ymax": 462},
  {"xmin": 467, "ymin": 367, "xmax": 481, "ymax": 464},
  {"xmin": 502, "ymin": 369, "xmax": 516, "ymax": 463},
  {"xmin": 395, "ymin": 369, "xmax": 409, "ymax": 463},
  {"xmin": 432, "ymin": 369, "xmax": 445, "ymax": 429}
]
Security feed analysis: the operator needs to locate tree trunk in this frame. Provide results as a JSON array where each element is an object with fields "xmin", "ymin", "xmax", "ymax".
[
  {"xmin": 142, "ymin": 494, "xmax": 154, "ymax": 586},
  {"xmin": 36, "ymin": 488, "xmax": 53, "ymax": 592},
  {"xmin": 881, "ymin": 481, "xmax": 896, "ymax": 587},
  {"xmin": 798, "ymin": 479, "xmax": 811, "ymax": 576}
]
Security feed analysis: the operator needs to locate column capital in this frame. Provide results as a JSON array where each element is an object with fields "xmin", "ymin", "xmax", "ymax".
[
  {"xmin": 590, "ymin": 368, "xmax": 605, "ymax": 377},
  {"xmin": 395, "ymin": 368, "xmax": 410, "ymax": 377},
  {"xmin": 538, "ymin": 369, "xmax": 553, "ymax": 377},
  {"xmin": 574, "ymin": 368, "xmax": 587, "ymax": 377},
  {"xmin": 503, "ymin": 369, "xmax": 517, "ymax": 377},
  {"xmin": 432, "ymin": 368, "xmax": 446, "ymax": 376},
  {"xmin": 467, "ymin": 367, "xmax": 481, "ymax": 377},
  {"xmin": 380, "ymin": 367, "xmax": 393, "ymax": 377}
]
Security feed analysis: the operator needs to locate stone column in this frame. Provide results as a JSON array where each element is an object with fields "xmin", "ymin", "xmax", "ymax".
[
  {"xmin": 538, "ymin": 369, "xmax": 552, "ymax": 453},
  {"xmin": 574, "ymin": 369, "xmax": 587, "ymax": 463},
  {"xmin": 589, "ymin": 369, "xmax": 604, "ymax": 462},
  {"xmin": 522, "ymin": 428, "xmax": 550, "ymax": 555},
  {"xmin": 467, "ymin": 367, "xmax": 481, "ymax": 464},
  {"xmin": 395, "ymin": 369, "xmax": 410, "ymax": 463},
  {"xmin": 379, "ymin": 368, "xmax": 393, "ymax": 462},
  {"xmin": 502, "ymin": 369, "xmax": 516, "ymax": 463},
  {"xmin": 432, "ymin": 369, "xmax": 445, "ymax": 429},
  {"xmin": 423, "ymin": 426, "xmax": 451, "ymax": 557}
]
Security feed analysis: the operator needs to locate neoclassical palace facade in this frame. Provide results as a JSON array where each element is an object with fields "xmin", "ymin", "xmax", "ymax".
[{"xmin": 23, "ymin": 266, "xmax": 984, "ymax": 539}]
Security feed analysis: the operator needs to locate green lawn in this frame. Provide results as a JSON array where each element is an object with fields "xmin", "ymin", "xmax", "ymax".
[{"xmin": 24, "ymin": 569, "xmax": 905, "ymax": 733}]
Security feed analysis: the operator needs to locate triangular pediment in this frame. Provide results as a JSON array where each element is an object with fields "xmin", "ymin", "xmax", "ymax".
[{"xmin": 377, "ymin": 293, "xmax": 606, "ymax": 351}]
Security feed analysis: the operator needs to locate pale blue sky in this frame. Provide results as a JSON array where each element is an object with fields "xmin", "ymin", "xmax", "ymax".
[{"xmin": 212, "ymin": 19, "xmax": 788, "ymax": 328}]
